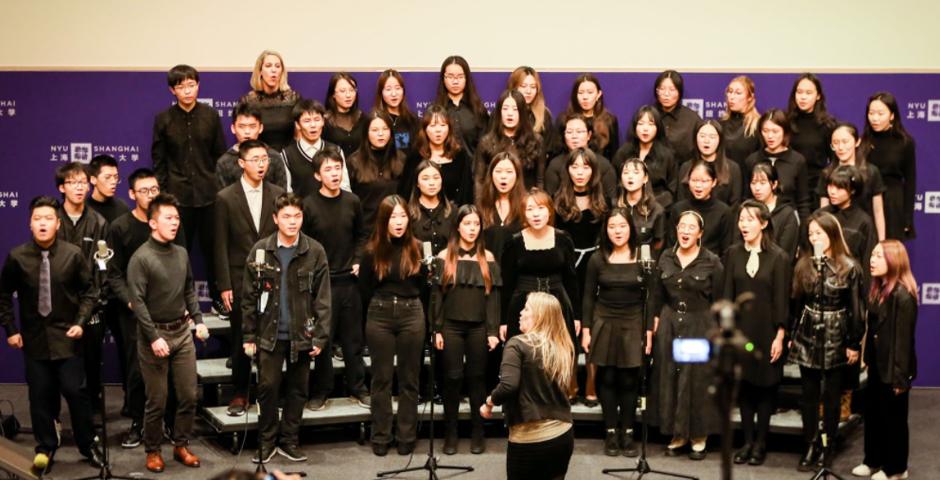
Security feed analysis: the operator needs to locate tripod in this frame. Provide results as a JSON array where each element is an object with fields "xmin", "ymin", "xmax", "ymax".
[
  {"xmin": 603, "ymin": 259, "xmax": 698, "ymax": 480},
  {"xmin": 377, "ymin": 255, "xmax": 473, "ymax": 480}
]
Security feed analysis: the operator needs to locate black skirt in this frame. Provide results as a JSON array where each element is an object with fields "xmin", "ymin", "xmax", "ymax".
[{"xmin": 587, "ymin": 303, "xmax": 643, "ymax": 368}]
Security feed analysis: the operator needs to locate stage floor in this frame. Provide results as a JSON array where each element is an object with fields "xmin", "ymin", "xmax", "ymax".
[{"xmin": 0, "ymin": 385, "xmax": 935, "ymax": 480}]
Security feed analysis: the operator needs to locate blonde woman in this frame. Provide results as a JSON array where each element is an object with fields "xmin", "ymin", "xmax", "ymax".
[
  {"xmin": 482, "ymin": 292, "xmax": 575, "ymax": 480},
  {"xmin": 719, "ymin": 75, "xmax": 761, "ymax": 169},
  {"xmin": 239, "ymin": 50, "xmax": 301, "ymax": 150}
]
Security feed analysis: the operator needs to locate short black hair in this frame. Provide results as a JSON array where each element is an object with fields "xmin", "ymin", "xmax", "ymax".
[
  {"xmin": 232, "ymin": 102, "xmax": 263, "ymax": 125},
  {"xmin": 292, "ymin": 99, "xmax": 326, "ymax": 123},
  {"xmin": 29, "ymin": 195, "xmax": 60, "ymax": 215},
  {"xmin": 274, "ymin": 192, "xmax": 304, "ymax": 213},
  {"xmin": 167, "ymin": 64, "xmax": 199, "ymax": 87},
  {"xmin": 88, "ymin": 155, "xmax": 118, "ymax": 178},
  {"xmin": 128, "ymin": 168, "xmax": 157, "ymax": 190},
  {"xmin": 826, "ymin": 164, "xmax": 863, "ymax": 195},
  {"xmin": 238, "ymin": 139, "xmax": 268, "ymax": 160},
  {"xmin": 147, "ymin": 193, "xmax": 180, "ymax": 220},
  {"xmin": 312, "ymin": 146, "xmax": 344, "ymax": 173},
  {"xmin": 55, "ymin": 162, "xmax": 88, "ymax": 187}
]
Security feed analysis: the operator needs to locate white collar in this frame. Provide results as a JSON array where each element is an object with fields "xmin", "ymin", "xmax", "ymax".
[{"xmin": 240, "ymin": 176, "xmax": 262, "ymax": 193}]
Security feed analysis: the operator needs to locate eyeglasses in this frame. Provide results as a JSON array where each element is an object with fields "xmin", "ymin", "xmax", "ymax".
[
  {"xmin": 444, "ymin": 74, "xmax": 465, "ymax": 81},
  {"xmin": 677, "ymin": 224, "xmax": 700, "ymax": 233},
  {"xmin": 134, "ymin": 186, "xmax": 160, "ymax": 195},
  {"xmin": 244, "ymin": 157, "xmax": 270, "ymax": 165},
  {"xmin": 100, "ymin": 174, "xmax": 121, "ymax": 184},
  {"xmin": 64, "ymin": 181, "xmax": 89, "ymax": 188}
]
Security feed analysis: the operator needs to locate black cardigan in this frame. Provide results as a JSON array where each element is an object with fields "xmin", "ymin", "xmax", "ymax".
[{"xmin": 490, "ymin": 335, "xmax": 573, "ymax": 427}]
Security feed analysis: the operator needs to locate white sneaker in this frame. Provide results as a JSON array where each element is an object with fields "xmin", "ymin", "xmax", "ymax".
[
  {"xmin": 871, "ymin": 472, "xmax": 888, "ymax": 480},
  {"xmin": 852, "ymin": 464, "xmax": 873, "ymax": 476},
  {"xmin": 892, "ymin": 471, "xmax": 909, "ymax": 480}
]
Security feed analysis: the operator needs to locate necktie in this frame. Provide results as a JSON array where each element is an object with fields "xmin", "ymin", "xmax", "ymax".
[
  {"xmin": 39, "ymin": 250, "xmax": 52, "ymax": 317},
  {"xmin": 745, "ymin": 247, "xmax": 760, "ymax": 278}
]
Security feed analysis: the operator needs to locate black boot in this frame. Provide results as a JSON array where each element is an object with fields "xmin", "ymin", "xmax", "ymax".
[
  {"xmin": 604, "ymin": 429, "xmax": 620, "ymax": 456},
  {"xmin": 468, "ymin": 375, "xmax": 486, "ymax": 454},
  {"xmin": 798, "ymin": 436, "xmax": 820, "ymax": 472},
  {"xmin": 816, "ymin": 445, "xmax": 834, "ymax": 469},
  {"xmin": 734, "ymin": 444, "xmax": 753, "ymax": 465},
  {"xmin": 620, "ymin": 429, "xmax": 638, "ymax": 457},
  {"xmin": 442, "ymin": 377, "xmax": 461, "ymax": 455}
]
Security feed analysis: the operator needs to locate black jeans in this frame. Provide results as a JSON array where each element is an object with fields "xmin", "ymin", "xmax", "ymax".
[
  {"xmin": 138, "ymin": 325, "xmax": 198, "ymax": 453},
  {"xmin": 311, "ymin": 278, "xmax": 367, "ymax": 399},
  {"xmin": 739, "ymin": 381, "xmax": 777, "ymax": 448},
  {"xmin": 228, "ymin": 292, "xmax": 251, "ymax": 398},
  {"xmin": 441, "ymin": 320, "xmax": 487, "ymax": 436},
  {"xmin": 799, "ymin": 366, "xmax": 844, "ymax": 445},
  {"xmin": 258, "ymin": 340, "xmax": 310, "ymax": 448},
  {"xmin": 863, "ymin": 367, "xmax": 910, "ymax": 476},
  {"xmin": 507, "ymin": 428, "xmax": 574, "ymax": 480},
  {"xmin": 81, "ymin": 318, "xmax": 106, "ymax": 409},
  {"xmin": 179, "ymin": 204, "xmax": 218, "ymax": 300},
  {"xmin": 24, "ymin": 355, "xmax": 95, "ymax": 455},
  {"xmin": 119, "ymin": 307, "xmax": 146, "ymax": 423},
  {"xmin": 596, "ymin": 366, "xmax": 639, "ymax": 430},
  {"xmin": 366, "ymin": 295, "xmax": 425, "ymax": 445}
]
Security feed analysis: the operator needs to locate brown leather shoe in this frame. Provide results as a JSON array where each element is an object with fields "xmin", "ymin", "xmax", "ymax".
[
  {"xmin": 173, "ymin": 446, "xmax": 200, "ymax": 468},
  {"xmin": 227, "ymin": 396, "xmax": 248, "ymax": 417},
  {"xmin": 146, "ymin": 452, "xmax": 165, "ymax": 473}
]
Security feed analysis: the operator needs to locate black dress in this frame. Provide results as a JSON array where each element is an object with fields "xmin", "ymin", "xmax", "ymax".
[
  {"xmin": 323, "ymin": 110, "xmax": 370, "ymax": 158},
  {"xmin": 677, "ymin": 159, "xmax": 743, "ymax": 207},
  {"xmin": 667, "ymin": 196, "xmax": 734, "ymax": 255},
  {"xmin": 649, "ymin": 247, "xmax": 723, "ymax": 438},
  {"xmin": 500, "ymin": 229, "xmax": 580, "ymax": 340},
  {"xmin": 790, "ymin": 111, "xmax": 834, "ymax": 206},
  {"xmin": 719, "ymin": 112, "xmax": 761, "ymax": 171},
  {"xmin": 744, "ymin": 148, "xmax": 812, "ymax": 220},
  {"xmin": 768, "ymin": 202, "xmax": 800, "ymax": 261},
  {"xmin": 582, "ymin": 256, "xmax": 647, "ymax": 368},
  {"xmin": 399, "ymin": 151, "xmax": 474, "ymax": 207},
  {"xmin": 865, "ymin": 131, "xmax": 916, "ymax": 239},
  {"xmin": 555, "ymin": 207, "xmax": 603, "ymax": 290},
  {"xmin": 721, "ymin": 243, "xmax": 790, "ymax": 386},
  {"xmin": 613, "ymin": 141, "xmax": 678, "ymax": 209}
]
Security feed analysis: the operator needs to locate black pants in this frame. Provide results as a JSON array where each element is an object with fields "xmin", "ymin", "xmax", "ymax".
[
  {"xmin": 366, "ymin": 295, "xmax": 425, "ymax": 445},
  {"xmin": 119, "ymin": 308, "xmax": 146, "ymax": 423},
  {"xmin": 596, "ymin": 366, "xmax": 639, "ymax": 430},
  {"xmin": 179, "ymin": 204, "xmax": 217, "ymax": 300},
  {"xmin": 25, "ymin": 355, "xmax": 95, "ymax": 455},
  {"xmin": 258, "ymin": 340, "xmax": 310, "ymax": 448},
  {"xmin": 311, "ymin": 278, "xmax": 367, "ymax": 399},
  {"xmin": 799, "ymin": 366, "xmax": 844, "ymax": 445},
  {"xmin": 863, "ymin": 367, "xmax": 910, "ymax": 476},
  {"xmin": 507, "ymin": 428, "xmax": 574, "ymax": 480},
  {"xmin": 81, "ymin": 318, "xmax": 106, "ymax": 409},
  {"xmin": 441, "ymin": 320, "xmax": 487, "ymax": 435},
  {"xmin": 228, "ymin": 293, "xmax": 251, "ymax": 398},
  {"xmin": 739, "ymin": 381, "xmax": 777, "ymax": 448}
]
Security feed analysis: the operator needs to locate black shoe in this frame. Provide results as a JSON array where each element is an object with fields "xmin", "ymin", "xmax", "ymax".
[
  {"xmin": 225, "ymin": 357, "xmax": 233, "ymax": 369},
  {"xmin": 305, "ymin": 397, "xmax": 327, "ymax": 411},
  {"xmin": 734, "ymin": 444, "xmax": 753, "ymax": 464},
  {"xmin": 443, "ymin": 434, "xmax": 458, "ymax": 455},
  {"xmin": 121, "ymin": 423, "xmax": 143, "ymax": 449},
  {"xmin": 748, "ymin": 445, "xmax": 767, "ymax": 466},
  {"xmin": 620, "ymin": 431, "xmax": 638, "ymax": 458},
  {"xmin": 816, "ymin": 446, "xmax": 833, "ymax": 469},
  {"xmin": 81, "ymin": 441, "xmax": 105, "ymax": 470},
  {"xmin": 798, "ymin": 440, "xmax": 820, "ymax": 472},
  {"xmin": 352, "ymin": 393, "xmax": 371, "ymax": 409},
  {"xmin": 397, "ymin": 441, "xmax": 415, "ymax": 455},
  {"xmin": 583, "ymin": 397, "xmax": 599, "ymax": 408},
  {"xmin": 332, "ymin": 345, "xmax": 343, "ymax": 361},
  {"xmin": 689, "ymin": 448, "xmax": 707, "ymax": 461},
  {"xmin": 604, "ymin": 429, "xmax": 620, "ymax": 456},
  {"xmin": 433, "ymin": 393, "xmax": 444, "ymax": 406},
  {"xmin": 251, "ymin": 445, "xmax": 277, "ymax": 464},
  {"xmin": 212, "ymin": 300, "xmax": 230, "ymax": 321},
  {"xmin": 470, "ymin": 426, "xmax": 485, "ymax": 454},
  {"xmin": 277, "ymin": 444, "xmax": 307, "ymax": 462},
  {"xmin": 372, "ymin": 443, "xmax": 389, "ymax": 456}
]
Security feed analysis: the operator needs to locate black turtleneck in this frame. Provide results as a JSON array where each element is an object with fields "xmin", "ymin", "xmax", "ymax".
[
  {"xmin": 667, "ymin": 195, "xmax": 734, "ymax": 255},
  {"xmin": 358, "ymin": 237, "xmax": 426, "ymax": 305},
  {"xmin": 866, "ymin": 130, "xmax": 916, "ymax": 239},
  {"xmin": 791, "ymin": 110, "xmax": 834, "ymax": 173},
  {"xmin": 719, "ymin": 112, "xmax": 762, "ymax": 169}
]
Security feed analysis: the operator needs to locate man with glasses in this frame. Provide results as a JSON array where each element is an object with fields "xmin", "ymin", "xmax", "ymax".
[
  {"xmin": 152, "ymin": 64, "xmax": 227, "ymax": 317},
  {"xmin": 107, "ymin": 168, "xmax": 186, "ymax": 448},
  {"xmin": 214, "ymin": 139, "xmax": 284, "ymax": 416},
  {"xmin": 216, "ymin": 102, "xmax": 288, "ymax": 190},
  {"xmin": 54, "ymin": 161, "xmax": 110, "ymax": 412}
]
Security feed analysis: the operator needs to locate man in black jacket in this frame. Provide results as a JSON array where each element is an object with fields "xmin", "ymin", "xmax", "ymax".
[
  {"xmin": 0, "ymin": 196, "xmax": 104, "ymax": 472},
  {"xmin": 242, "ymin": 192, "xmax": 331, "ymax": 464},
  {"xmin": 214, "ymin": 139, "xmax": 284, "ymax": 416},
  {"xmin": 215, "ymin": 103, "xmax": 288, "ymax": 190}
]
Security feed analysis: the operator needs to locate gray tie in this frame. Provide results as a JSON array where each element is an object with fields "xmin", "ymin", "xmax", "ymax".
[{"xmin": 39, "ymin": 250, "xmax": 52, "ymax": 317}]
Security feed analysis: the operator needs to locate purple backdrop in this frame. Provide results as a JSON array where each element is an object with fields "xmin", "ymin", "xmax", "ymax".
[{"xmin": 0, "ymin": 70, "xmax": 937, "ymax": 385}]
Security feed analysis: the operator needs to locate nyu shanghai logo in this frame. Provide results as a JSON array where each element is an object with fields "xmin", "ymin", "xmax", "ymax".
[
  {"xmin": 684, "ymin": 98, "xmax": 726, "ymax": 120},
  {"xmin": 921, "ymin": 192, "xmax": 940, "ymax": 214},
  {"xmin": 49, "ymin": 143, "xmax": 142, "ymax": 163},
  {"xmin": 923, "ymin": 283, "xmax": 940, "ymax": 305},
  {"xmin": 0, "ymin": 191, "xmax": 20, "ymax": 209},
  {"xmin": 905, "ymin": 100, "xmax": 940, "ymax": 122},
  {"xmin": 0, "ymin": 100, "xmax": 16, "ymax": 119}
]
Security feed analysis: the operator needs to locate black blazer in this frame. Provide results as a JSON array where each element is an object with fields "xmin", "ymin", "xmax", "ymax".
[
  {"xmin": 866, "ymin": 286, "xmax": 918, "ymax": 389},
  {"xmin": 214, "ymin": 180, "xmax": 285, "ymax": 294}
]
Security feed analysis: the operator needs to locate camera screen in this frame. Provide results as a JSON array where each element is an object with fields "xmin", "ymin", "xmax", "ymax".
[{"xmin": 672, "ymin": 338, "xmax": 711, "ymax": 363}]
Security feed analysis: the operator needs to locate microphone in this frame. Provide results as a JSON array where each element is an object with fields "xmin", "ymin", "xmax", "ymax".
[
  {"xmin": 94, "ymin": 239, "xmax": 113, "ymax": 271},
  {"xmin": 812, "ymin": 242, "xmax": 826, "ymax": 272},
  {"xmin": 639, "ymin": 244, "xmax": 654, "ymax": 273},
  {"xmin": 421, "ymin": 241, "xmax": 434, "ymax": 265}
]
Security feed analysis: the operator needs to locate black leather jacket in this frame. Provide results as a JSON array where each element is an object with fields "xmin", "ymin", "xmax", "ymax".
[
  {"xmin": 790, "ymin": 257, "xmax": 865, "ymax": 370},
  {"xmin": 241, "ymin": 233, "xmax": 331, "ymax": 361}
]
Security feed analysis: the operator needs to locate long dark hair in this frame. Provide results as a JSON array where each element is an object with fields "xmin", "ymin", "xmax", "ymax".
[
  {"xmin": 653, "ymin": 70, "xmax": 685, "ymax": 105},
  {"xmin": 737, "ymin": 199, "xmax": 775, "ymax": 250},
  {"xmin": 599, "ymin": 207, "xmax": 638, "ymax": 261},
  {"xmin": 414, "ymin": 105, "xmax": 462, "ymax": 160},
  {"xmin": 347, "ymin": 111, "xmax": 405, "ymax": 184},
  {"xmin": 477, "ymin": 89, "xmax": 542, "ymax": 175},
  {"xmin": 441, "ymin": 205, "xmax": 493, "ymax": 293},
  {"xmin": 374, "ymin": 69, "xmax": 418, "ymax": 132},
  {"xmin": 476, "ymin": 152, "xmax": 527, "ymax": 228},
  {"xmin": 691, "ymin": 120, "xmax": 732, "ymax": 185},
  {"xmin": 822, "ymin": 122, "xmax": 871, "ymax": 185},
  {"xmin": 860, "ymin": 91, "xmax": 914, "ymax": 153},
  {"xmin": 565, "ymin": 73, "xmax": 614, "ymax": 151},
  {"xmin": 629, "ymin": 105, "xmax": 667, "ymax": 145},
  {"xmin": 616, "ymin": 158, "xmax": 659, "ymax": 217},
  {"xmin": 554, "ymin": 148, "xmax": 608, "ymax": 222},
  {"xmin": 786, "ymin": 73, "xmax": 836, "ymax": 132},
  {"xmin": 407, "ymin": 160, "xmax": 453, "ymax": 219},
  {"xmin": 325, "ymin": 72, "xmax": 361, "ymax": 117},
  {"xmin": 434, "ymin": 55, "xmax": 488, "ymax": 121},
  {"xmin": 793, "ymin": 211, "xmax": 854, "ymax": 295},
  {"xmin": 368, "ymin": 195, "xmax": 422, "ymax": 281},
  {"xmin": 869, "ymin": 239, "xmax": 918, "ymax": 304}
]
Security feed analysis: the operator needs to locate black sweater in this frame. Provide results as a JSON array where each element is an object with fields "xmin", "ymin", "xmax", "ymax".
[
  {"xmin": 302, "ymin": 190, "xmax": 367, "ymax": 275},
  {"xmin": 667, "ymin": 196, "xmax": 734, "ymax": 255},
  {"xmin": 490, "ymin": 335, "xmax": 572, "ymax": 427},
  {"xmin": 744, "ymin": 148, "xmax": 812, "ymax": 220}
]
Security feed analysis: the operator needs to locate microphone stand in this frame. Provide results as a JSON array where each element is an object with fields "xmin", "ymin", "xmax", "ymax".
[
  {"xmin": 603, "ymin": 253, "xmax": 697, "ymax": 480},
  {"xmin": 76, "ymin": 246, "xmax": 148, "ymax": 480},
  {"xmin": 377, "ymin": 255, "xmax": 474, "ymax": 480}
]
